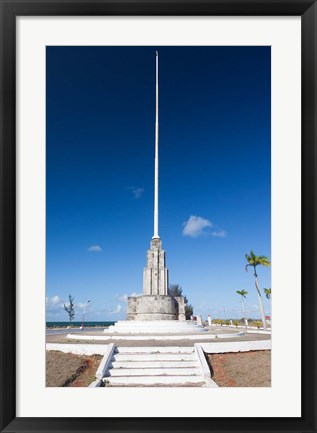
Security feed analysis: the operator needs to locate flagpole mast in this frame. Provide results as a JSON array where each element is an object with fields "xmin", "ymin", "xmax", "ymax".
[{"xmin": 153, "ymin": 50, "xmax": 160, "ymax": 239}]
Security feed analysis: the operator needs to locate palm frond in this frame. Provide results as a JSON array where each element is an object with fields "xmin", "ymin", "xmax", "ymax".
[
  {"xmin": 246, "ymin": 250, "xmax": 270, "ymax": 267},
  {"xmin": 237, "ymin": 289, "xmax": 247, "ymax": 295},
  {"xmin": 264, "ymin": 288, "xmax": 271, "ymax": 299},
  {"xmin": 258, "ymin": 256, "xmax": 271, "ymax": 267},
  {"xmin": 245, "ymin": 250, "xmax": 257, "ymax": 266}
]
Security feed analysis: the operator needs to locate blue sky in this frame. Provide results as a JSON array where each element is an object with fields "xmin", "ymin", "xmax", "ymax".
[{"xmin": 46, "ymin": 46, "xmax": 271, "ymax": 322}]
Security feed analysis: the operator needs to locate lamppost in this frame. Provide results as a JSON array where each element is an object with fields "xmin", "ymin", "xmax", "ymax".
[{"xmin": 81, "ymin": 300, "xmax": 90, "ymax": 329}]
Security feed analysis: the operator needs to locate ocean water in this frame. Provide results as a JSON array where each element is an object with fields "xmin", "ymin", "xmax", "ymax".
[{"xmin": 46, "ymin": 321, "xmax": 116, "ymax": 328}]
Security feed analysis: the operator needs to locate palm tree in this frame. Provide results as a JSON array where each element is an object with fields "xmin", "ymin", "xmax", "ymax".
[
  {"xmin": 236, "ymin": 289, "xmax": 248, "ymax": 326},
  {"xmin": 264, "ymin": 288, "xmax": 271, "ymax": 299},
  {"xmin": 245, "ymin": 250, "xmax": 271, "ymax": 331},
  {"xmin": 264, "ymin": 288, "xmax": 272, "ymax": 325}
]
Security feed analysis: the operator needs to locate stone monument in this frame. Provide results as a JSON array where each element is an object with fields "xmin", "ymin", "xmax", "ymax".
[{"xmin": 126, "ymin": 51, "xmax": 185, "ymax": 321}]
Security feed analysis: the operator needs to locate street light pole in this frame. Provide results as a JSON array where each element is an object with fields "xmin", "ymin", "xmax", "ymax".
[{"xmin": 81, "ymin": 300, "xmax": 90, "ymax": 329}]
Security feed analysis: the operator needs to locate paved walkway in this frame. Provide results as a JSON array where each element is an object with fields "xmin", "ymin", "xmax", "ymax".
[{"xmin": 46, "ymin": 328, "xmax": 271, "ymax": 347}]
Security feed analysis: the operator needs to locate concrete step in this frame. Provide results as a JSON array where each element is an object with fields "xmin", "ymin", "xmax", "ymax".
[
  {"xmin": 107, "ymin": 320, "xmax": 207, "ymax": 334},
  {"xmin": 111, "ymin": 360, "xmax": 199, "ymax": 368},
  {"xmin": 113, "ymin": 353, "xmax": 197, "ymax": 362},
  {"xmin": 104, "ymin": 375, "xmax": 206, "ymax": 387},
  {"xmin": 108, "ymin": 367, "xmax": 201, "ymax": 377},
  {"xmin": 110, "ymin": 320, "xmax": 202, "ymax": 327},
  {"xmin": 115, "ymin": 346, "xmax": 195, "ymax": 353},
  {"xmin": 109, "ymin": 325, "xmax": 204, "ymax": 329}
]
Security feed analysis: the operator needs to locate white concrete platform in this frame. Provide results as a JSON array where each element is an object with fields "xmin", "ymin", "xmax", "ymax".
[
  {"xmin": 106, "ymin": 320, "xmax": 207, "ymax": 334},
  {"xmin": 46, "ymin": 343, "xmax": 108, "ymax": 355},
  {"xmin": 67, "ymin": 332, "xmax": 244, "ymax": 341},
  {"xmin": 201, "ymin": 339, "xmax": 271, "ymax": 353}
]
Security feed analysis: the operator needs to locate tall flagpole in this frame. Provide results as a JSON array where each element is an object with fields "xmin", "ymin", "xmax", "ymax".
[{"xmin": 153, "ymin": 51, "xmax": 160, "ymax": 239}]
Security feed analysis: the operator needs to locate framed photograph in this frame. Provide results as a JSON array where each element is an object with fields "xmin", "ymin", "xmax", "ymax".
[{"xmin": 0, "ymin": 1, "xmax": 316, "ymax": 432}]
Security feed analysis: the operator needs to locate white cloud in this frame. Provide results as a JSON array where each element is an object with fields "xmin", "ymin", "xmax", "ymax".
[
  {"xmin": 51, "ymin": 295, "xmax": 60, "ymax": 305},
  {"xmin": 88, "ymin": 245, "xmax": 102, "ymax": 252},
  {"xmin": 77, "ymin": 302, "xmax": 90, "ymax": 309},
  {"xmin": 182, "ymin": 215, "xmax": 213, "ymax": 237},
  {"xmin": 109, "ymin": 304, "xmax": 122, "ymax": 314},
  {"xmin": 129, "ymin": 187, "xmax": 144, "ymax": 199},
  {"xmin": 46, "ymin": 295, "xmax": 63, "ymax": 310},
  {"xmin": 211, "ymin": 229, "xmax": 227, "ymax": 238},
  {"xmin": 117, "ymin": 292, "xmax": 142, "ymax": 303},
  {"xmin": 117, "ymin": 294, "xmax": 128, "ymax": 303}
]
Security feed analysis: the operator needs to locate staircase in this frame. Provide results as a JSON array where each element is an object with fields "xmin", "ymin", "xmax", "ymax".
[{"xmin": 103, "ymin": 346, "xmax": 211, "ymax": 387}]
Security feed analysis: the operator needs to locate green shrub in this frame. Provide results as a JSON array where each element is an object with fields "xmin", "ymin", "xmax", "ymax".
[{"xmin": 253, "ymin": 320, "xmax": 262, "ymax": 329}]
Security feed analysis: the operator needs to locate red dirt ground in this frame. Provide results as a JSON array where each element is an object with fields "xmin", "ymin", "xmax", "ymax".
[
  {"xmin": 207, "ymin": 350, "xmax": 271, "ymax": 387},
  {"xmin": 46, "ymin": 351, "xmax": 102, "ymax": 387}
]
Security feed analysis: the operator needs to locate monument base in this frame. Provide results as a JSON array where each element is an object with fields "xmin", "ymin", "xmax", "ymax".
[
  {"xmin": 126, "ymin": 295, "xmax": 185, "ymax": 321},
  {"xmin": 105, "ymin": 319, "xmax": 207, "ymax": 334}
]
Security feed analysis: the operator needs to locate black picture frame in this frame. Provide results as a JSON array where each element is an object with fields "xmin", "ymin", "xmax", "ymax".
[{"xmin": 0, "ymin": 1, "xmax": 316, "ymax": 432}]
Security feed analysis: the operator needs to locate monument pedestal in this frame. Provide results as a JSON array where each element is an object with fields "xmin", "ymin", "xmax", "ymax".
[{"xmin": 127, "ymin": 295, "xmax": 185, "ymax": 321}]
